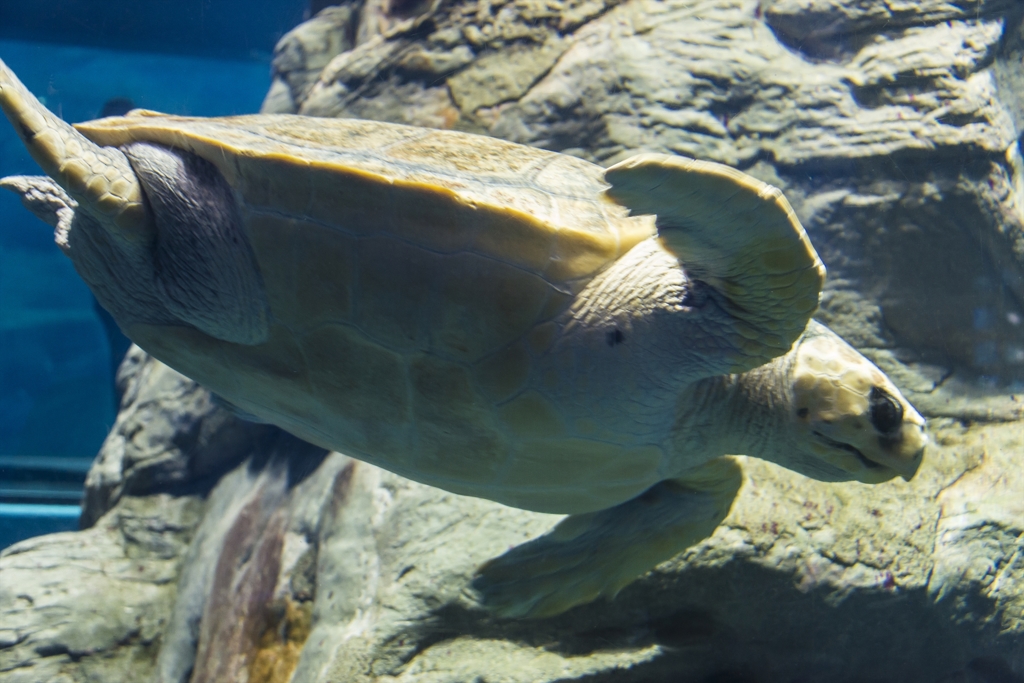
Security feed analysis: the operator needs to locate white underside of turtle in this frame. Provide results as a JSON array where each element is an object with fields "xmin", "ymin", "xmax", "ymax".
[{"xmin": 0, "ymin": 57, "xmax": 927, "ymax": 618}]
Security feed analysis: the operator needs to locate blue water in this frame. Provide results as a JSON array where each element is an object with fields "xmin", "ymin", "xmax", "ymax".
[
  {"xmin": 0, "ymin": 503, "xmax": 81, "ymax": 549},
  {"xmin": 0, "ymin": 0, "xmax": 305, "ymax": 61}
]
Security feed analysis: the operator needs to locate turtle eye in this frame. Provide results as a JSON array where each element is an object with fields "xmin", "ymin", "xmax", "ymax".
[{"xmin": 869, "ymin": 387, "xmax": 903, "ymax": 435}]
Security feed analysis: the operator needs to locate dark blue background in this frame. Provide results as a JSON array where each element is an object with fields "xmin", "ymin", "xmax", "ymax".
[{"xmin": 0, "ymin": 0, "xmax": 307, "ymax": 60}]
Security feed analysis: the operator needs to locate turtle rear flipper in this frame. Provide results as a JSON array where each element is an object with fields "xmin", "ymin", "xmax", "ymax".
[
  {"xmin": 469, "ymin": 457, "xmax": 742, "ymax": 619},
  {"xmin": 605, "ymin": 154, "xmax": 825, "ymax": 374},
  {"xmin": 0, "ymin": 175, "xmax": 76, "ymax": 252},
  {"xmin": 123, "ymin": 142, "xmax": 270, "ymax": 345},
  {"xmin": 0, "ymin": 58, "xmax": 152, "ymax": 243}
]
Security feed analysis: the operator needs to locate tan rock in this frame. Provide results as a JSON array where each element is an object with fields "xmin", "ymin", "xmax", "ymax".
[{"xmin": 0, "ymin": 495, "xmax": 203, "ymax": 683}]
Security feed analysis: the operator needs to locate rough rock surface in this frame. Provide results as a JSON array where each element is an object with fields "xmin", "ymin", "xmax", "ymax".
[
  {"xmin": 3, "ymin": 352, "xmax": 1023, "ymax": 682},
  {"xmin": 81, "ymin": 345, "xmax": 274, "ymax": 528},
  {"xmin": 0, "ymin": 494, "xmax": 204, "ymax": 683},
  {"xmin": 4, "ymin": 1, "xmax": 1024, "ymax": 682}
]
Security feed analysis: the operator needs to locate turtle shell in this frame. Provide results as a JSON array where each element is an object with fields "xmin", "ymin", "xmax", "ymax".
[
  {"xmin": 77, "ymin": 113, "xmax": 659, "ymax": 507},
  {"xmin": 78, "ymin": 112, "xmax": 655, "ymax": 283}
]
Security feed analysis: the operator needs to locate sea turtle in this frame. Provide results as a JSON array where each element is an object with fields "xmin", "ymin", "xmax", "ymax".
[{"xmin": 0, "ymin": 58, "xmax": 926, "ymax": 618}]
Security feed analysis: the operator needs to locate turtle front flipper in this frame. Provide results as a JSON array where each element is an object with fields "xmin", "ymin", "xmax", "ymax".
[
  {"xmin": 605, "ymin": 154, "xmax": 825, "ymax": 373},
  {"xmin": 470, "ymin": 457, "xmax": 742, "ymax": 619}
]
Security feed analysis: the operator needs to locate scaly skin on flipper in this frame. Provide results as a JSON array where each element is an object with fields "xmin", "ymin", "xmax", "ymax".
[
  {"xmin": 0, "ymin": 175, "xmax": 76, "ymax": 252},
  {"xmin": 0, "ymin": 59, "xmax": 268, "ymax": 345},
  {"xmin": 0, "ymin": 58, "xmax": 152, "ymax": 243}
]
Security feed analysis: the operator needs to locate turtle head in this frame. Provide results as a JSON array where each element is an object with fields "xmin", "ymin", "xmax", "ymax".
[{"xmin": 785, "ymin": 321, "xmax": 927, "ymax": 483}]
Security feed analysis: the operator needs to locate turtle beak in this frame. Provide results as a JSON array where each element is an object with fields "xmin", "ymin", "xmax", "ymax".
[
  {"xmin": 873, "ymin": 432, "xmax": 927, "ymax": 481},
  {"xmin": 865, "ymin": 412, "xmax": 928, "ymax": 481},
  {"xmin": 872, "ymin": 446, "xmax": 924, "ymax": 481},
  {"xmin": 810, "ymin": 417, "xmax": 927, "ymax": 483}
]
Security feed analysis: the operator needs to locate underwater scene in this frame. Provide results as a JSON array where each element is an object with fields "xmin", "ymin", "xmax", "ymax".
[{"xmin": 0, "ymin": 0, "xmax": 1023, "ymax": 681}]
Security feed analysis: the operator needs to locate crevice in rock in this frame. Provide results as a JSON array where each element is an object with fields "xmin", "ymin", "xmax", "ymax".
[{"xmin": 764, "ymin": 0, "xmax": 1018, "ymax": 64}]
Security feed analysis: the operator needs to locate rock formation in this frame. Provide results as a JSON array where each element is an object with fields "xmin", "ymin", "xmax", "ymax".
[
  {"xmin": 4, "ymin": 350, "xmax": 1023, "ymax": 682},
  {"xmin": 3, "ymin": 1, "xmax": 1024, "ymax": 681}
]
